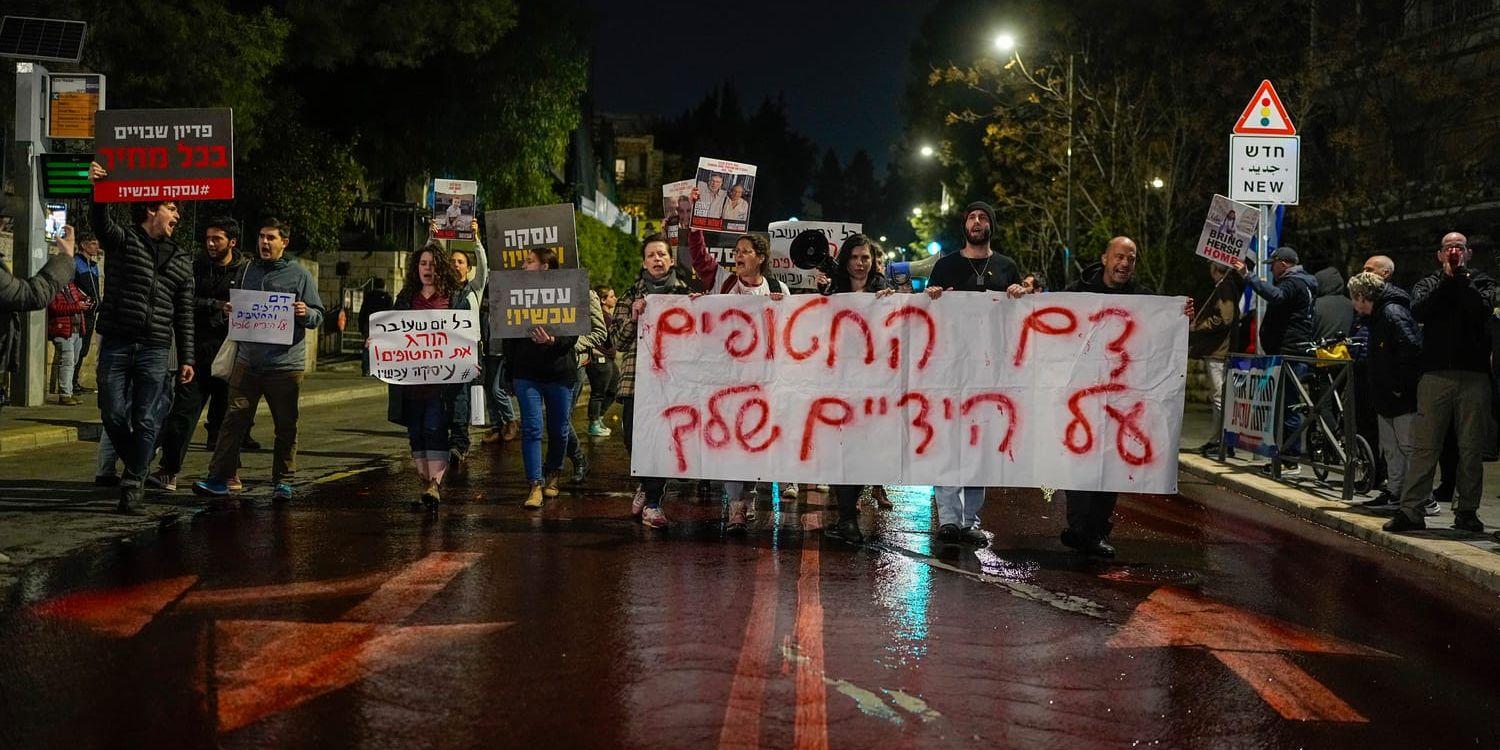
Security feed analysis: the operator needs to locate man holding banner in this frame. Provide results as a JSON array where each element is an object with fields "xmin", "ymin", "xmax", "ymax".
[{"xmin": 194, "ymin": 218, "xmax": 324, "ymax": 503}]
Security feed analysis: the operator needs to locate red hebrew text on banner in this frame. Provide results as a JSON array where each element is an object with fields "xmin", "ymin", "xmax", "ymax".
[{"xmin": 630, "ymin": 292, "xmax": 1189, "ymax": 493}]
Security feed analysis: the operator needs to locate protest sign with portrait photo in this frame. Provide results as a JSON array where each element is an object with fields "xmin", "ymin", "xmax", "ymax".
[
  {"xmin": 484, "ymin": 203, "xmax": 579, "ymax": 270},
  {"xmin": 690, "ymin": 157, "xmax": 756, "ymax": 234},
  {"xmin": 432, "ymin": 179, "xmax": 478, "ymax": 241},
  {"xmin": 1195, "ymin": 195, "xmax": 1260, "ymax": 268}
]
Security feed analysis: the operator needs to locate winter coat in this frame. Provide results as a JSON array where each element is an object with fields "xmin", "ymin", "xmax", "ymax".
[
  {"xmin": 1410, "ymin": 269, "xmax": 1500, "ymax": 375},
  {"xmin": 46, "ymin": 282, "xmax": 90, "ymax": 339},
  {"xmin": 1364, "ymin": 283, "xmax": 1422, "ymax": 417},
  {"xmin": 89, "ymin": 201, "xmax": 194, "ymax": 364},
  {"xmin": 235, "ymin": 256, "xmax": 324, "ymax": 372},
  {"xmin": 1246, "ymin": 264, "xmax": 1318, "ymax": 355},
  {"xmin": 385, "ymin": 289, "xmax": 473, "ymax": 428},
  {"xmin": 610, "ymin": 269, "xmax": 693, "ymax": 398},
  {"xmin": 0, "ymin": 253, "xmax": 74, "ymax": 313},
  {"xmin": 1312, "ymin": 267, "xmax": 1354, "ymax": 343},
  {"xmin": 1189, "ymin": 274, "xmax": 1245, "ymax": 358},
  {"xmin": 1067, "ymin": 262, "xmax": 1154, "ymax": 296},
  {"xmin": 193, "ymin": 251, "xmax": 249, "ymax": 366},
  {"xmin": 574, "ymin": 290, "xmax": 610, "ymax": 366}
]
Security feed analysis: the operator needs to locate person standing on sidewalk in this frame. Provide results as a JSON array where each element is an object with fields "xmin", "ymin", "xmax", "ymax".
[
  {"xmin": 45, "ymin": 272, "xmax": 91, "ymax": 406},
  {"xmin": 1346, "ymin": 272, "xmax": 1425, "ymax": 514},
  {"xmin": 193, "ymin": 217, "xmax": 324, "ymax": 503},
  {"xmin": 923, "ymin": 201, "xmax": 1031, "ymax": 547},
  {"xmin": 1385, "ymin": 232, "xmax": 1496, "ymax": 534},
  {"xmin": 1191, "ymin": 261, "xmax": 1244, "ymax": 457},
  {"xmin": 87, "ymin": 162, "xmax": 196, "ymax": 515},
  {"xmin": 1060, "ymin": 237, "xmax": 1194, "ymax": 558},
  {"xmin": 149, "ymin": 218, "xmax": 248, "ymax": 492},
  {"xmin": 502, "ymin": 247, "xmax": 579, "ymax": 510},
  {"xmin": 584, "ymin": 285, "xmax": 621, "ymax": 438},
  {"xmin": 71, "ymin": 233, "xmax": 102, "ymax": 394},
  {"xmin": 1230, "ymin": 246, "xmax": 1319, "ymax": 472}
]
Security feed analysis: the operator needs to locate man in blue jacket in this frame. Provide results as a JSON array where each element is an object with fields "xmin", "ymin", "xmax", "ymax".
[
  {"xmin": 1232, "ymin": 246, "xmax": 1319, "ymax": 471},
  {"xmin": 193, "ymin": 217, "xmax": 324, "ymax": 502}
]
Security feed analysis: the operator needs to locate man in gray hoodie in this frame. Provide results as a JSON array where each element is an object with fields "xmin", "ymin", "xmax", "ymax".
[{"xmin": 193, "ymin": 217, "xmax": 324, "ymax": 502}]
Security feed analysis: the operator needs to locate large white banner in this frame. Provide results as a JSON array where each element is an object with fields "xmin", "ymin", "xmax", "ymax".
[
  {"xmin": 368, "ymin": 309, "xmax": 481, "ymax": 385},
  {"xmin": 631, "ymin": 292, "xmax": 1188, "ymax": 493}
]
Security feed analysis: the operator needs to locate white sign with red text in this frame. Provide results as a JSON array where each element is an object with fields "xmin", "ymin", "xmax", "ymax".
[
  {"xmin": 630, "ymin": 292, "xmax": 1188, "ymax": 493},
  {"xmin": 1194, "ymin": 195, "xmax": 1260, "ymax": 268}
]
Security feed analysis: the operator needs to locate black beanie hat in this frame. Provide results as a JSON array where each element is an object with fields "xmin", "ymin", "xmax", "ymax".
[{"xmin": 963, "ymin": 201, "xmax": 996, "ymax": 229}]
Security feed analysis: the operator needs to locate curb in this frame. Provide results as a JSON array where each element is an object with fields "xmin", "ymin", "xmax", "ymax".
[
  {"xmin": 0, "ymin": 381, "xmax": 386, "ymax": 457},
  {"xmin": 1177, "ymin": 452, "xmax": 1500, "ymax": 596}
]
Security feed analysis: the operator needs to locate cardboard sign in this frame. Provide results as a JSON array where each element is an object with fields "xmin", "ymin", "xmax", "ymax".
[
  {"xmin": 1194, "ymin": 195, "xmax": 1260, "ymax": 267},
  {"xmin": 93, "ymin": 108, "xmax": 234, "ymax": 202},
  {"xmin": 484, "ymin": 203, "xmax": 578, "ymax": 271},
  {"xmin": 368, "ymin": 309, "xmax": 481, "ymax": 385},
  {"xmin": 768, "ymin": 220, "xmax": 862, "ymax": 290},
  {"xmin": 690, "ymin": 157, "xmax": 756, "ymax": 234},
  {"xmin": 432, "ymin": 179, "xmax": 477, "ymax": 241},
  {"xmin": 228, "ymin": 289, "xmax": 294, "ymax": 345},
  {"xmin": 631, "ymin": 292, "xmax": 1189, "ymax": 492},
  {"xmin": 486, "ymin": 269, "xmax": 591, "ymax": 338}
]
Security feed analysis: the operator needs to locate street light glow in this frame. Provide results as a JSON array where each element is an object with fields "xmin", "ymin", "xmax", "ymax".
[
  {"xmin": 1150, "ymin": 177, "xmax": 1165, "ymax": 189},
  {"xmin": 879, "ymin": 235, "xmax": 888, "ymax": 242},
  {"xmin": 993, "ymin": 32, "xmax": 1017, "ymax": 53},
  {"xmin": 927, "ymin": 241, "xmax": 942, "ymax": 256},
  {"xmin": 919, "ymin": 145, "xmax": 935, "ymax": 158},
  {"xmin": 911, "ymin": 206, "xmax": 923, "ymax": 217}
]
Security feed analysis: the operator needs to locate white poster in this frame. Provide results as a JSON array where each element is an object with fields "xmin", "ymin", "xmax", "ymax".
[
  {"xmin": 768, "ymin": 220, "xmax": 862, "ymax": 291},
  {"xmin": 433, "ymin": 179, "xmax": 478, "ymax": 240},
  {"xmin": 228, "ymin": 289, "xmax": 294, "ymax": 345},
  {"xmin": 1194, "ymin": 195, "xmax": 1260, "ymax": 268},
  {"xmin": 690, "ymin": 157, "xmax": 757, "ymax": 234},
  {"xmin": 630, "ymin": 292, "xmax": 1189, "ymax": 493},
  {"xmin": 367, "ymin": 309, "xmax": 481, "ymax": 385}
]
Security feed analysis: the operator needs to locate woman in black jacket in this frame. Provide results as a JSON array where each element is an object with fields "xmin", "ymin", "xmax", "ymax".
[{"xmin": 501, "ymin": 248, "xmax": 579, "ymax": 509}]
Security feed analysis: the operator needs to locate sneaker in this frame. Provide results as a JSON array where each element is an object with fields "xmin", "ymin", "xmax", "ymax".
[
  {"xmin": 192, "ymin": 478, "xmax": 231, "ymax": 498},
  {"xmin": 824, "ymin": 517, "xmax": 864, "ymax": 544},
  {"xmin": 1382, "ymin": 512, "xmax": 1426, "ymax": 533},
  {"xmin": 641, "ymin": 505, "xmax": 668, "ymax": 529},
  {"xmin": 588, "ymin": 419, "xmax": 612, "ymax": 437},
  {"xmin": 421, "ymin": 480, "xmax": 441, "ymax": 505},
  {"xmin": 630, "ymin": 485, "xmax": 647, "ymax": 516},
  {"xmin": 145, "ymin": 470, "xmax": 177, "ymax": 492},
  {"xmin": 116, "ymin": 486, "xmax": 145, "ymax": 516},
  {"xmin": 525, "ymin": 482, "xmax": 544, "ymax": 509},
  {"xmin": 1258, "ymin": 461, "xmax": 1300, "ymax": 477},
  {"xmin": 1361, "ymin": 492, "xmax": 1400, "ymax": 512},
  {"xmin": 74, "ymin": 385, "xmax": 96, "ymax": 395},
  {"xmin": 543, "ymin": 471, "xmax": 562, "ymax": 498},
  {"xmin": 1422, "ymin": 500, "xmax": 1442, "ymax": 517},
  {"xmin": 958, "ymin": 526, "xmax": 990, "ymax": 548},
  {"xmin": 781, "ymin": 482, "xmax": 799, "ymax": 499},
  {"xmin": 936, "ymin": 523, "xmax": 962, "ymax": 543},
  {"xmin": 271, "ymin": 484, "xmax": 293, "ymax": 502},
  {"xmin": 727, "ymin": 500, "xmax": 748, "ymax": 536},
  {"xmin": 95, "ymin": 474, "xmax": 120, "ymax": 487},
  {"xmin": 1453, "ymin": 510, "xmax": 1485, "ymax": 533},
  {"xmin": 227, "ymin": 476, "xmax": 244, "ymax": 493},
  {"xmin": 1195, "ymin": 440, "xmax": 1220, "ymax": 455}
]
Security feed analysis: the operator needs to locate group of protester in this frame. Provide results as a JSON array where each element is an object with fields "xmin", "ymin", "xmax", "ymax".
[{"xmin": 1189, "ymin": 231, "xmax": 1493, "ymax": 537}]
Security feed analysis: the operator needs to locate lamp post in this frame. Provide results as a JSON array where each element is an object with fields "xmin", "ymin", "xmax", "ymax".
[{"xmin": 993, "ymin": 32, "xmax": 1074, "ymax": 285}]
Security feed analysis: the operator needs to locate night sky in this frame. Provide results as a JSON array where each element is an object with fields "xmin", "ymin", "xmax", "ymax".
[{"xmin": 581, "ymin": 0, "xmax": 936, "ymax": 169}]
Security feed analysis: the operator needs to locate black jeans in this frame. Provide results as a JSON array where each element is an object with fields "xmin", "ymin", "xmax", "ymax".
[
  {"xmin": 831, "ymin": 485, "xmax": 863, "ymax": 522},
  {"xmin": 1065, "ymin": 490, "xmax": 1118, "ymax": 543},
  {"xmin": 620, "ymin": 395, "xmax": 667, "ymax": 506},
  {"xmin": 156, "ymin": 374, "xmax": 230, "ymax": 474},
  {"xmin": 586, "ymin": 358, "xmax": 620, "ymax": 422}
]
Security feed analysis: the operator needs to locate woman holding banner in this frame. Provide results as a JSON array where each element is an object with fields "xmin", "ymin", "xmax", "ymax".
[
  {"xmin": 385, "ymin": 242, "xmax": 472, "ymax": 511},
  {"xmin": 611, "ymin": 233, "xmax": 695, "ymax": 529},
  {"xmin": 503, "ymin": 248, "xmax": 580, "ymax": 510}
]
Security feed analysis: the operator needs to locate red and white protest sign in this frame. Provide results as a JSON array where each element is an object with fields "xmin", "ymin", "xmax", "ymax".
[
  {"xmin": 93, "ymin": 108, "xmax": 234, "ymax": 202},
  {"xmin": 367, "ymin": 309, "xmax": 481, "ymax": 385},
  {"xmin": 630, "ymin": 292, "xmax": 1188, "ymax": 493}
]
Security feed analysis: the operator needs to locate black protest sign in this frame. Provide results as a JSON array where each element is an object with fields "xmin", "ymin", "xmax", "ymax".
[
  {"xmin": 487, "ymin": 269, "xmax": 591, "ymax": 338},
  {"xmin": 484, "ymin": 204, "xmax": 579, "ymax": 271},
  {"xmin": 93, "ymin": 108, "xmax": 234, "ymax": 202}
]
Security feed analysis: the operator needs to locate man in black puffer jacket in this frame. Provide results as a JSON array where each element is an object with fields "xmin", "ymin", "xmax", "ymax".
[
  {"xmin": 1060, "ymin": 237, "xmax": 1193, "ymax": 559},
  {"xmin": 88, "ymin": 161, "xmax": 196, "ymax": 515},
  {"xmin": 1348, "ymin": 272, "xmax": 1422, "ymax": 512}
]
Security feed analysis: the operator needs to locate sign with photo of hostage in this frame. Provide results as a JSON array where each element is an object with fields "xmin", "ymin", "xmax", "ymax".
[
  {"xmin": 94, "ymin": 108, "xmax": 234, "ymax": 202},
  {"xmin": 1194, "ymin": 194, "xmax": 1260, "ymax": 268},
  {"xmin": 661, "ymin": 179, "xmax": 695, "ymax": 247},
  {"xmin": 690, "ymin": 157, "xmax": 756, "ymax": 234},
  {"xmin": 485, "ymin": 203, "xmax": 579, "ymax": 271},
  {"xmin": 432, "ymin": 179, "xmax": 478, "ymax": 240},
  {"xmin": 487, "ymin": 269, "xmax": 591, "ymax": 338}
]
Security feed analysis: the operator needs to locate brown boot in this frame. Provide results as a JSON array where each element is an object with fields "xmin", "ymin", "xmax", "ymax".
[
  {"xmin": 502, "ymin": 420, "xmax": 519, "ymax": 441},
  {"xmin": 524, "ymin": 482, "xmax": 544, "ymax": 509},
  {"xmin": 543, "ymin": 471, "xmax": 562, "ymax": 498}
]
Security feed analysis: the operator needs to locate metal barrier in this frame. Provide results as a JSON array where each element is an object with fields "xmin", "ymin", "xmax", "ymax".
[{"xmin": 1209, "ymin": 352, "xmax": 1375, "ymax": 502}]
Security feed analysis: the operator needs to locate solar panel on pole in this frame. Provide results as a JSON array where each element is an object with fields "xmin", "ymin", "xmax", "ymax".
[{"xmin": 0, "ymin": 16, "xmax": 88, "ymax": 63}]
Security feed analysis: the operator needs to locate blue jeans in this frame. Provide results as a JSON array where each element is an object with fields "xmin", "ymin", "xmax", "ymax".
[
  {"xmin": 51, "ymin": 334, "xmax": 81, "ymax": 397},
  {"xmin": 486, "ymin": 355, "xmax": 517, "ymax": 424},
  {"xmin": 96, "ymin": 338, "xmax": 173, "ymax": 486},
  {"xmin": 403, "ymin": 394, "xmax": 449, "ymax": 461},
  {"xmin": 514, "ymin": 377, "xmax": 572, "ymax": 483}
]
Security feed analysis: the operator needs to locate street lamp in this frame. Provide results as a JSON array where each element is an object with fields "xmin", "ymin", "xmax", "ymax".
[
  {"xmin": 1150, "ymin": 176, "xmax": 1165, "ymax": 190},
  {"xmin": 879, "ymin": 235, "xmax": 888, "ymax": 242},
  {"xmin": 911, "ymin": 206, "xmax": 923, "ymax": 217},
  {"xmin": 919, "ymin": 144, "xmax": 935, "ymax": 158},
  {"xmin": 993, "ymin": 32, "xmax": 1017, "ymax": 53}
]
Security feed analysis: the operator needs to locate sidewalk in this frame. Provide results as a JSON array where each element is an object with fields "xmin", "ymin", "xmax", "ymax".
[
  {"xmin": 0, "ymin": 360, "xmax": 381, "ymax": 456},
  {"xmin": 1177, "ymin": 403, "xmax": 1500, "ymax": 595}
]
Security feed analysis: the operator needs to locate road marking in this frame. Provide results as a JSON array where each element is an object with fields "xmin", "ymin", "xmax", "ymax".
[
  {"xmin": 30, "ymin": 575, "xmax": 197, "ymax": 637},
  {"xmin": 1108, "ymin": 586, "xmax": 1391, "ymax": 723},
  {"xmin": 718, "ymin": 550, "xmax": 780, "ymax": 750},
  {"xmin": 793, "ymin": 538, "xmax": 828, "ymax": 750},
  {"xmin": 177, "ymin": 571, "xmax": 391, "ymax": 611}
]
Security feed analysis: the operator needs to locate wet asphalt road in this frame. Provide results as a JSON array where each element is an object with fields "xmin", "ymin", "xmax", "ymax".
[{"xmin": 1, "ymin": 427, "xmax": 1499, "ymax": 749}]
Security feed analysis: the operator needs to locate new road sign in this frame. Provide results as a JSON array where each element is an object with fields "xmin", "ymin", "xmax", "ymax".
[
  {"xmin": 1229, "ymin": 135, "xmax": 1299, "ymax": 205},
  {"xmin": 1232, "ymin": 79, "xmax": 1296, "ymax": 136}
]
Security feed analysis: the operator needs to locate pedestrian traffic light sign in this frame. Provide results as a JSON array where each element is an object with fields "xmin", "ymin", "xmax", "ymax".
[
  {"xmin": 1232, "ymin": 80, "xmax": 1296, "ymax": 136},
  {"xmin": 37, "ymin": 153, "xmax": 93, "ymax": 198}
]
